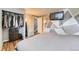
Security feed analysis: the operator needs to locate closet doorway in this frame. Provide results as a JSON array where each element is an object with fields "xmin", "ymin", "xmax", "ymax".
[{"xmin": 34, "ymin": 16, "xmax": 38, "ymax": 35}]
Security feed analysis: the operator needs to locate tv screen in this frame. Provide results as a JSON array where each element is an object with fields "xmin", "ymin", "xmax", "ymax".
[{"xmin": 50, "ymin": 11, "xmax": 64, "ymax": 20}]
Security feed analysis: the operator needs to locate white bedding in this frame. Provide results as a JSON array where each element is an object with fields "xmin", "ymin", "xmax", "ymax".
[{"xmin": 16, "ymin": 32, "xmax": 79, "ymax": 51}]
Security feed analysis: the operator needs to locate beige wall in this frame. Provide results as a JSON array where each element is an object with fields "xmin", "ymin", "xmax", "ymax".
[
  {"xmin": 38, "ymin": 17, "xmax": 43, "ymax": 33},
  {"xmin": 42, "ymin": 15, "xmax": 50, "ymax": 30},
  {"xmin": 25, "ymin": 12, "xmax": 44, "ymax": 36},
  {"xmin": 25, "ymin": 14, "xmax": 34, "ymax": 37}
]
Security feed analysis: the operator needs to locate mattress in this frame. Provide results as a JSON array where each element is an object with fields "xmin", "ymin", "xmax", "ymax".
[{"xmin": 16, "ymin": 32, "xmax": 79, "ymax": 51}]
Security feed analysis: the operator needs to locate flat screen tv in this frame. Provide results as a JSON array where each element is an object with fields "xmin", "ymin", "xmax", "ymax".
[{"xmin": 50, "ymin": 11, "xmax": 64, "ymax": 20}]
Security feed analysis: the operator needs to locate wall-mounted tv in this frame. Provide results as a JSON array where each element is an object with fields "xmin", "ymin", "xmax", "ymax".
[{"xmin": 50, "ymin": 11, "xmax": 64, "ymax": 20}]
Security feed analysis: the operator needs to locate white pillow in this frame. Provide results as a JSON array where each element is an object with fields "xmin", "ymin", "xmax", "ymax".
[
  {"xmin": 54, "ymin": 28, "xmax": 66, "ymax": 35},
  {"xmin": 63, "ymin": 24, "xmax": 79, "ymax": 34},
  {"xmin": 73, "ymin": 32, "xmax": 79, "ymax": 35},
  {"xmin": 43, "ymin": 28, "xmax": 51, "ymax": 32}
]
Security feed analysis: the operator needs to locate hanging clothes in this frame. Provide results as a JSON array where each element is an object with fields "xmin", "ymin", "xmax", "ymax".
[
  {"xmin": 17, "ymin": 15, "xmax": 20, "ymax": 27},
  {"xmin": 2, "ymin": 14, "xmax": 4, "ymax": 28},
  {"xmin": 9, "ymin": 14, "xmax": 17, "ymax": 28},
  {"xmin": 4, "ymin": 14, "xmax": 8, "ymax": 28},
  {"xmin": 13, "ymin": 14, "xmax": 16, "ymax": 27},
  {"xmin": 15, "ymin": 15, "xmax": 18, "ymax": 28},
  {"xmin": 2, "ymin": 10, "xmax": 24, "ymax": 29},
  {"xmin": 8, "ymin": 15, "xmax": 12, "ymax": 28},
  {"xmin": 19, "ymin": 15, "xmax": 23, "ymax": 27}
]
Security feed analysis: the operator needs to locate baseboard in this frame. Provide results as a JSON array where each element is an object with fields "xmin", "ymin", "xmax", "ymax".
[{"xmin": 3, "ymin": 40, "xmax": 9, "ymax": 42}]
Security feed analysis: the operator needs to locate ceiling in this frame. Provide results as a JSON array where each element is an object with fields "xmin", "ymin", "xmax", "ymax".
[{"xmin": 25, "ymin": 8, "xmax": 65, "ymax": 16}]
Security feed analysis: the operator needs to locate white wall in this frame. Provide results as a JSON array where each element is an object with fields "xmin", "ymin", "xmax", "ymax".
[
  {"xmin": 0, "ymin": 8, "xmax": 25, "ymax": 50},
  {"xmin": 0, "ymin": 10, "xmax": 2, "ymax": 50}
]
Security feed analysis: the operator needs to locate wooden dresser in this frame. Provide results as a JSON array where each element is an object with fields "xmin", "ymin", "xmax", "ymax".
[{"xmin": 9, "ymin": 28, "xmax": 19, "ymax": 42}]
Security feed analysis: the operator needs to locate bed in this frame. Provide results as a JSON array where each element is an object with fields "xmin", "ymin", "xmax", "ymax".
[{"xmin": 16, "ymin": 32, "xmax": 79, "ymax": 51}]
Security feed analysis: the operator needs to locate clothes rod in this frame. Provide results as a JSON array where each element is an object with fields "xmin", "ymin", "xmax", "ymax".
[{"xmin": 2, "ymin": 10, "xmax": 24, "ymax": 15}]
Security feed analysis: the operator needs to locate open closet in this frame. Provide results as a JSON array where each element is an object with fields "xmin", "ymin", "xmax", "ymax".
[{"xmin": 2, "ymin": 10, "xmax": 24, "ymax": 42}]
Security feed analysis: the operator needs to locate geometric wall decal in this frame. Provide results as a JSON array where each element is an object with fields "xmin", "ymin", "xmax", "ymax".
[
  {"xmin": 59, "ymin": 11, "xmax": 72, "ymax": 25},
  {"xmin": 53, "ymin": 21, "xmax": 60, "ymax": 28},
  {"xmin": 75, "ymin": 14, "xmax": 79, "ymax": 24},
  {"xmin": 54, "ymin": 28, "xmax": 66, "ymax": 35},
  {"xmin": 63, "ymin": 11, "xmax": 72, "ymax": 23},
  {"xmin": 51, "ymin": 23, "xmax": 58, "ymax": 28},
  {"xmin": 47, "ymin": 21, "xmax": 52, "ymax": 28},
  {"xmin": 50, "ymin": 29, "xmax": 57, "ymax": 35},
  {"xmin": 62, "ymin": 18, "xmax": 78, "ymax": 26},
  {"xmin": 43, "ymin": 8, "xmax": 79, "ymax": 35},
  {"xmin": 69, "ymin": 8, "xmax": 79, "ymax": 16}
]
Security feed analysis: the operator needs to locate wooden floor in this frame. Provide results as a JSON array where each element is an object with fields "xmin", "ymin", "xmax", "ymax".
[{"xmin": 2, "ymin": 40, "xmax": 21, "ymax": 51}]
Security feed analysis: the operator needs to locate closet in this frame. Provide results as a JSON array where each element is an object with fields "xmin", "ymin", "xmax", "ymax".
[{"xmin": 2, "ymin": 10, "xmax": 24, "ymax": 42}]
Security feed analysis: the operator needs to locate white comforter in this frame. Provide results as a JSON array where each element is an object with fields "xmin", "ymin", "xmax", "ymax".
[{"xmin": 16, "ymin": 32, "xmax": 79, "ymax": 51}]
